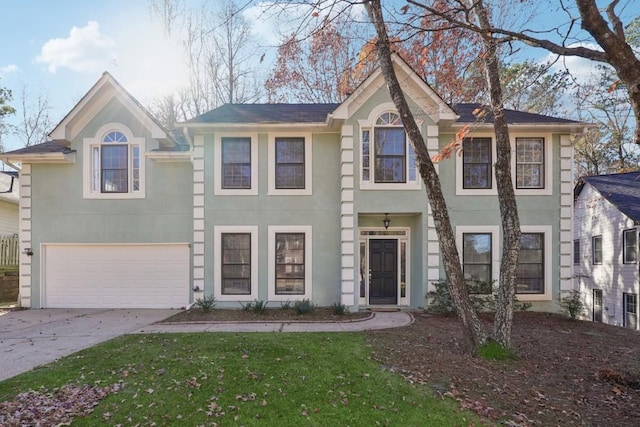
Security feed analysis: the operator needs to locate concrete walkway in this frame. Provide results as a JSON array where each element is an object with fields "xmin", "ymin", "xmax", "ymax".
[{"xmin": 135, "ymin": 311, "xmax": 414, "ymax": 334}]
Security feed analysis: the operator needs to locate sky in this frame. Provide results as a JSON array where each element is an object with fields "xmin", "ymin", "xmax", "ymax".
[{"xmin": 0, "ymin": 1, "xmax": 637, "ymax": 153}]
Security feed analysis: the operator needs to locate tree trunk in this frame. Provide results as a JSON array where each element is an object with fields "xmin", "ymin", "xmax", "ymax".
[
  {"xmin": 365, "ymin": 0, "xmax": 487, "ymax": 349},
  {"xmin": 470, "ymin": 0, "xmax": 521, "ymax": 348}
]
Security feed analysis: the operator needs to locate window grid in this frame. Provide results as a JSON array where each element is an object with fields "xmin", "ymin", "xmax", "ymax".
[
  {"xmin": 374, "ymin": 127, "xmax": 406, "ymax": 183},
  {"xmin": 516, "ymin": 233, "xmax": 544, "ymax": 294},
  {"xmin": 222, "ymin": 137, "xmax": 252, "ymax": 189},
  {"xmin": 573, "ymin": 239, "xmax": 580, "ymax": 265},
  {"xmin": 623, "ymin": 229, "xmax": 637, "ymax": 264},
  {"xmin": 101, "ymin": 145, "xmax": 128, "ymax": 193},
  {"xmin": 462, "ymin": 138, "xmax": 492, "ymax": 189},
  {"xmin": 275, "ymin": 137, "xmax": 305, "ymax": 189},
  {"xmin": 516, "ymin": 137, "xmax": 544, "ymax": 189},
  {"xmin": 592, "ymin": 235, "xmax": 603, "ymax": 264},
  {"xmin": 362, "ymin": 130, "xmax": 370, "ymax": 181},
  {"xmin": 275, "ymin": 233, "xmax": 305, "ymax": 295},
  {"xmin": 462, "ymin": 233, "xmax": 493, "ymax": 294},
  {"xmin": 221, "ymin": 233, "xmax": 251, "ymax": 295}
]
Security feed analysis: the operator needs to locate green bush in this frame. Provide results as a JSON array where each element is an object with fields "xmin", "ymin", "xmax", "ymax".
[
  {"xmin": 427, "ymin": 280, "xmax": 531, "ymax": 314},
  {"xmin": 294, "ymin": 298, "xmax": 316, "ymax": 315},
  {"xmin": 280, "ymin": 300, "xmax": 292, "ymax": 310},
  {"xmin": 240, "ymin": 300, "xmax": 267, "ymax": 313},
  {"xmin": 330, "ymin": 302, "xmax": 349, "ymax": 316},
  {"xmin": 194, "ymin": 295, "xmax": 216, "ymax": 311},
  {"xmin": 559, "ymin": 290, "xmax": 585, "ymax": 320}
]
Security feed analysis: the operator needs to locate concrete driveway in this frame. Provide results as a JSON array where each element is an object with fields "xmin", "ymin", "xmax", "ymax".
[{"xmin": 0, "ymin": 308, "xmax": 177, "ymax": 381}]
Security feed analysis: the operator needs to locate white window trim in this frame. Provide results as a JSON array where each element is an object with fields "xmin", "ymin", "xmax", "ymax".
[
  {"xmin": 455, "ymin": 225, "xmax": 501, "ymax": 286},
  {"xmin": 214, "ymin": 133, "xmax": 258, "ymax": 195},
  {"xmin": 268, "ymin": 133, "xmax": 312, "ymax": 196},
  {"xmin": 517, "ymin": 225, "xmax": 552, "ymax": 301},
  {"xmin": 455, "ymin": 133, "xmax": 498, "ymax": 196},
  {"xmin": 512, "ymin": 134, "xmax": 553, "ymax": 196},
  {"xmin": 268, "ymin": 225, "xmax": 312, "ymax": 301},
  {"xmin": 83, "ymin": 122, "xmax": 145, "ymax": 199},
  {"xmin": 358, "ymin": 102, "xmax": 421, "ymax": 191},
  {"xmin": 455, "ymin": 132, "xmax": 553, "ymax": 196},
  {"xmin": 213, "ymin": 226, "xmax": 258, "ymax": 301}
]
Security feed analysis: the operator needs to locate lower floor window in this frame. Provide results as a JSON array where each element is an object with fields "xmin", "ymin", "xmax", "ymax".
[
  {"xmin": 275, "ymin": 233, "xmax": 305, "ymax": 295},
  {"xmin": 462, "ymin": 232, "xmax": 493, "ymax": 294},
  {"xmin": 221, "ymin": 233, "xmax": 251, "ymax": 295},
  {"xmin": 516, "ymin": 233, "xmax": 544, "ymax": 294},
  {"xmin": 624, "ymin": 293, "xmax": 638, "ymax": 329}
]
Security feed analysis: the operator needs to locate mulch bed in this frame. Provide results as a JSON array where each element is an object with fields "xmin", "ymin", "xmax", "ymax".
[
  {"xmin": 365, "ymin": 311, "xmax": 640, "ymax": 426},
  {"xmin": 162, "ymin": 307, "xmax": 371, "ymax": 323}
]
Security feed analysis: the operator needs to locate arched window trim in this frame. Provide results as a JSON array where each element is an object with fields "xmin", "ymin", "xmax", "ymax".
[{"xmin": 83, "ymin": 123, "xmax": 146, "ymax": 199}]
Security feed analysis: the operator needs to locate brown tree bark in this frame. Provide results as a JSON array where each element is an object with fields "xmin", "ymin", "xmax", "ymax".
[
  {"xmin": 469, "ymin": 0, "xmax": 521, "ymax": 348},
  {"xmin": 365, "ymin": 0, "xmax": 488, "ymax": 349}
]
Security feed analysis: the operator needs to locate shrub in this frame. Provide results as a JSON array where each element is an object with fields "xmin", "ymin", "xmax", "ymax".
[
  {"xmin": 294, "ymin": 299, "xmax": 316, "ymax": 315},
  {"xmin": 251, "ymin": 299, "xmax": 268, "ymax": 313},
  {"xmin": 331, "ymin": 302, "xmax": 349, "ymax": 316},
  {"xmin": 280, "ymin": 300, "xmax": 292, "ymax": 310},
  {"xmin": 559, "ymin": 290, "xmax": 585, "ymax": 320},
  {"xmin": 194, "ymin": 295, "xmax": 216, "ymax": 311},
  {"xmin": 427, "ymin": 280, "xmax": 531, "ymax": 314}
]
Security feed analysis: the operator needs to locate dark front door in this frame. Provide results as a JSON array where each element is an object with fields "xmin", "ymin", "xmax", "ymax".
[
  {"xmin": 593, "ymin": 289, "xmax": 603, "ymax": 323},
  {"xmin": 369, "ymin": 239, "xmax": 398, "ymax": 305}
]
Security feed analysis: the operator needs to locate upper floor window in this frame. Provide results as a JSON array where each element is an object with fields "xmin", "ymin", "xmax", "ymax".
[
  {"xmin": 623, "ymin": 229, "xmax": 637, "ymax": 264},
  {"xmin": 361, "ymin": 111, "xmax": 418, "ymax": 189},
  {"xmin": 214, "ymin": 134, "xmax": 258, "ymax": 195},
  {"xmin": 516, "ymin": 138, "xmax": 544, "ymax": 189},
  {"xmin": 462, "ymin": 137, "xmax": 492, "ymax": 189},
  {"xmin": 268, "ymin": 134, "xmax": 312, "ymax": 195},
  {"xmin": 83, "ymin": 124, "xmax": 145, "ymax": 199},
  {"xmin": 592, "ymin": 235, "xmax": 603, "ymax": 265},
  {"xmin": 573, "ymin": 239, "xmax": 580, "ymax": 265}
]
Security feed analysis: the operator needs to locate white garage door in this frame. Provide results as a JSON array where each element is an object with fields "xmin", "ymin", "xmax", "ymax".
[{"xmin": 43, "ymin": 244, "xmax": 190, "ymax": 309}]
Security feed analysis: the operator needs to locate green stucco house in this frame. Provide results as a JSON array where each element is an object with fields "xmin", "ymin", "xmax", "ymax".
[{"xmin": 1, "ymin": 56, "xmax": 584, "ymax": 311}]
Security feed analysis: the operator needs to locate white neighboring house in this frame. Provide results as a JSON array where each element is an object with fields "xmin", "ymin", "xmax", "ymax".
[
  {"xmin": 0, "ymin": 171, "xmax": 18, "ymax": 236},
  {"xmin": 573, "ymin": 172, "xmax": 640, "ymax": 330}
]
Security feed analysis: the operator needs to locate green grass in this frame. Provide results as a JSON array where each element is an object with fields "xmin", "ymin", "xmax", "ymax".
[
  {"xmin": 476, "ymin": 340, "xmax": 518, "ymax": 361},
  {"xmin": 0, "ymin": 333, "xmax": 480, "ymax": 426}
]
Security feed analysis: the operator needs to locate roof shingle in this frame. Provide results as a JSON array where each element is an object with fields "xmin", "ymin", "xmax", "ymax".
[{"xmin": 579, "ymin": 172, "xmax": 640, "ymax": 222}]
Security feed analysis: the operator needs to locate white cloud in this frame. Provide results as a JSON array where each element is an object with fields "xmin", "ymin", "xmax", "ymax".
[
  {"xmin": 36, "ymin": 21, "xmax": 116, "ymax": 74},
  {"xmin": 0, "ymin": 64, "xmax": 19, "ymax": 75},
  {"xmin": 543, "ymin": 43, "xmax": 604, "ymax": 84}
]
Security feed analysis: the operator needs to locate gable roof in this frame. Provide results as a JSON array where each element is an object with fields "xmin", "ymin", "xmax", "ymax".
[
  {"xmin": 49, "ymin": 72, "xmax": 171, "ymax": 143},
  {"xmin": 453, "ymin": 103, "xmax": 584, "ymax": 125},
  {"xmin": 185, "ymin": 103, "xmax": 340, "ymax": 124},
  {"xmin": 575, "ymin": 172, "xmax": 640, "ymax": 222}
]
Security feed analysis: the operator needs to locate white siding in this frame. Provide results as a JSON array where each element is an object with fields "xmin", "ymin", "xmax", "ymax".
[
  {"xmin": 573, "ymin": 183, "xmax": 639, "ymax": 328},
  {"xmin": 0, "ymin": 199, "xmax": 18, "ymax": 235}
]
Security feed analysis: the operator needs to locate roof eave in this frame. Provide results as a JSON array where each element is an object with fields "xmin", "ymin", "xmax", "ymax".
[{"xmin": 0, "ymin": 152, "xmax": 76, "ymax": 164}]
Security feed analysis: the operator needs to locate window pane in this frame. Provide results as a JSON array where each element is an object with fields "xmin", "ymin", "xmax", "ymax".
[
  {"xmin": 103, "ymin": 131, "xmax": 127, "ymax": 143},
  {"xmin": 275, "ymin": 233, "xmax": 305, "ymax": 295},
  {"xmin": 362, "ymin": 130, "xmax": 370, "ymax": 181},
  {"xmin": 573, "ymin": 240, "xmax": 580, "ymax": 265},
  {"xmin": 222, "ymin": 137, "xmax": 251, "ymax": 189},
  {"xmin": 132, "ymin": 146, "xmax": 140, "ymax": 191},
  {"xmin": 624, "ymin": 230, "xmax": 637, "ymax": 263},
  {"xmin": 101, "ymin": 144, "xmax": 128, "ymax": 193},
  {"xmin": 593, "ymin": 236, "xmax": 602, "ymax": 264},
  {"xmin": 221, "ymin": 233, "xmax": 251, "ymax": 295},
  {"xmin": 275, "ymin": 138, "xmax": 305, "ymax": 189},
  {"xmin": 516, "ymin": 138, "xmax": 544, "ymax": 189},
  {"xmin": 463, "ymin": 233, "xmax": 492, "ymax": 291},
  {"xmin": 359, "ymin": 241, "xmax": 366, "ymax": 298},
  {"xmin": 517, "ymin": 233, "xmax": 544, "ymax": 294},
  {"xmin": 92, "ymin": 146, "xmax": 100, "ymax": 192},
  {"xmin": 462, "ymin": 138, "xmax": 491, "ymax": 189},
  {"xmin": 374, "ymin": 156, "xmax": 405, "ymax": 183}
]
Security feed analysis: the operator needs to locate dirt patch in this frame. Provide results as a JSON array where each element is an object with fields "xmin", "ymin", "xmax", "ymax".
[
  {"xmin": 366, "ymin": 311, "xmax": 640, "ymax": 426},
  {"xmin": 162, "ymin": 307, "xmax": 371, "ymax": 323}
]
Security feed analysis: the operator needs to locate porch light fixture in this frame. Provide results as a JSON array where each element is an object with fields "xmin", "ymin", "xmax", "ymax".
[
  {"xmin": 383, "ymin": 213, "xmax": 391, "ymax": 230},
  {"xmin": 23, "ymin": 248, "xmax": 33, "ymax": 256}
]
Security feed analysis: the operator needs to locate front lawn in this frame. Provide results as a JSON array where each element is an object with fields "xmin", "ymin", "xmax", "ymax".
[{"xmin": 0, "ymin": 333, "xmax": 478, "ymax": 426}]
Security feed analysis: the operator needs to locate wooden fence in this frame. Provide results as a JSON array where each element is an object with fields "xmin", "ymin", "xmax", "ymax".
[{"xmin": 0, "ymin": 234, "xmax": 19, "ymax": 267}]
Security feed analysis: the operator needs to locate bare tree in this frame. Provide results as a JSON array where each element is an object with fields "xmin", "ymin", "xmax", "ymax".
[
  {"xmin": 16, "ymin": 84, "xmax": 53, "ymax": 147},
  {"xmin": 406, "ymin": 0, "xmax": 640, "ymax": 144},
  {"xmin": 0, "ymin": 79, "xmax": 16, "ymax": 152}
]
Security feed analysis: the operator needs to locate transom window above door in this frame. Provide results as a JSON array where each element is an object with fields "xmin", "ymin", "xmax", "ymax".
[
  {"xmin": 361, "ymin": 110, "xmax": 419, "ymax": 189},
  {"xmin": 83, "ymin": 124, "xmax": 145, "ymax": 199}
]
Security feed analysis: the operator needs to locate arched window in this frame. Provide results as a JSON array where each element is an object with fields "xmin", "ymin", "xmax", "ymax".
[
  {"xmin": 362, "ymin": 111, "xmax": 416, "ymax": 184},
  {"xmin": 84, "ymin": 124, "xmax": 144, "ymax": 198}
]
